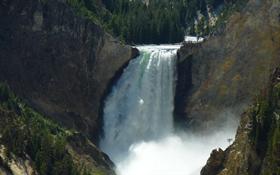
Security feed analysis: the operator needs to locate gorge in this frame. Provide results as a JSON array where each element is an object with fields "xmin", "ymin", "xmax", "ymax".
[{"xmin": 0, "ymin": 0, "xmax": 280, "ymax": 174}]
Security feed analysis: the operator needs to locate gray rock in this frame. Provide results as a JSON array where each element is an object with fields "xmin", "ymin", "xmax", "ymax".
[{"xmin": 0, "ymin": 0, "xmax": 138, "ymax": 143}]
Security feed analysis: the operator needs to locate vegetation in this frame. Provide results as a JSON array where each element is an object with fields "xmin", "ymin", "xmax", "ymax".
[
  {"xmin": 67, "ymin": 0, "xmax": 111, "ymax": 26},
  {"xmin": 209, "ymin": 0, "xmax": 248, "ymax": 35},
  {"xmin": 0, "ymin": 83, "xmax": 81, "ymax": 175},
  {"xmin": 102, "ymin": 0, "xmax": 188, "ymax": 44},
  {"xmin": 68, "ymin": 0, "xmax": 247, "ymax": 44},
  {"xmin": 249, "ymin": 77, "xmax": 280, "ymax": 174}
]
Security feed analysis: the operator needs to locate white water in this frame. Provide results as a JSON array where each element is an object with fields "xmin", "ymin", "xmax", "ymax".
[
  {"xmin": 100, "ymin": 45, "xmax": 237, "ymax": 175},
  {"xmin": 184, "ymin": 36, "xmax": 204, "ymax": 43}
]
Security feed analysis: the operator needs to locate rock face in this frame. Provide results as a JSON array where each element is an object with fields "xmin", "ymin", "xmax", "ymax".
[
  {"xmin": 175, "ymin": 42, "xmax": 199, "ymax": 125},
  {"xmin": 177, "ymin": 0, "xmax": 280, "ymax": 174},
  {"xmin": 201, "ymin": 148, "xmax": 225, "ymax": 175},
  {"xmin": 0, "ymin": 108, "xmax": 116, "ymax": 175},
  {"xmin": 201, "ymin": 67, "xmax": 280, "ymax": 175},
  {"xmin": 0, "ymin": 0, "xmax": 137, "ymax": 142},
  {"xmin": 0, "ymin": 146, "xmax": 37, "ymax": 175},
  {"xmin": 176, "ymin": 0, "xmax": 280, "ymax": 129}
]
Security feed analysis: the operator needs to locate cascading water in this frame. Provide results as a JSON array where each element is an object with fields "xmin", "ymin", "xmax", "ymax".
[
  {"xmin": 100, "ymin": 45, "xmax": 178, "ymax": 160},
  {"xmin": 100, "ymin": 44, "xmax": 238, "ymax": 175}
]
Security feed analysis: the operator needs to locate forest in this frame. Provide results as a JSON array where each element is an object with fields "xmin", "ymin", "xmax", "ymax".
[
  {"xmin": 101, "ymin": 0, "xmax": 224, "ymax": 43},
  {"xmin": 0, "ymin": 84, "xmax": 80, "ymax": 175},
  {"xmin": 69, "ymin": 0, "xmax": 242, "ymax": 44}
]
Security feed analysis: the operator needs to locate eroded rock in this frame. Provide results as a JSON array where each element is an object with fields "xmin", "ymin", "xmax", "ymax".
[{"xmin": 0, "ymin": 0, "xmax": 137, "ymax": 142}]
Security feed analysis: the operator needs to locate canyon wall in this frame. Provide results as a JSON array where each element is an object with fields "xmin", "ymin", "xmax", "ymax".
[
  {"xmin": 0, "ymin": 0, "xmax": 137, "ymax": 142},
  {"xmin": 176, "ymin": 0, "xmax": 280, "ymax": 174},
  {"xmin": 176, "ymin": 0, "xmax": 280, "ymax": 129},
  {"xmin": 201, "ymin": 68, "xmax": 280, "ymax": 175}
]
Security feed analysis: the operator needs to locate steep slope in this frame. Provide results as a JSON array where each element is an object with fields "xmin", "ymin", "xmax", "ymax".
[
  {"xmin": 201, "ymin": 67, "xmax": 280, "ymax": 175},
  {"xmin": 0, "ymin": 0, "xmax": 137, "ymax": 142},
  {"xmin": 176, "ymin": 0, "xmax": 280, "ymax": 129},
  {"xmin": 0, "ymin": 83, "xmax": 115, "ymax": 175}
]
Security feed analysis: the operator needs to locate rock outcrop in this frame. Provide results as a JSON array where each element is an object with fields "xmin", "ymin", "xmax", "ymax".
[
  {"xmin": 201, "ymin": 148, "xmax": 225, "ymax": 175},
  {"xmin": 0, "ymin": 145, "xmax": 37, "ymax": 175},
  {"xmin": 0, "ymin": 83, "xmax": 116, "ymax": 174},
  {"xmin": 175, "ymin": 42, "xmax": 199, "ymax": 125},
  {"xmin": 201, "ymin": 67, "xmax": 280, "ymax": 175},
  {"xmin": 0, "ymin": 0, "xmax": 137, "ymax": 142},
  {"xmin": 176, "ymin": 0, "xmax": 280, "ymax": 129}
]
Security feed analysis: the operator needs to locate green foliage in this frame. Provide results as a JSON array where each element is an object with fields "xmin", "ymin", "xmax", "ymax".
[
  {"xmin": 209, "ymin": 0, "xmax": 248, "ymax": 35},
  {"xmin": 103, "ymin": 0, "xmax": 187, "ymax": 44},
  {"xmin": 249, "ymin": 81, "xmax": 280, "ymax": 174},
  {"xmin": 0, "ymin": 83, "xmax": 80, "ymax": 175},
  {"xmin": 250, "ymin": 94, "xmax": 272, "ymax": 155},
  {"xmin": 263, "ymin": 83, "xmax": 280, "ymax": 174},
  {"xmin": 265, "ymin": 118, "xmax": 280, "ymax": 174},
  {"xmin": 67, "ymin": 0, "xmax": 111, "ymax": 27},
  {"xmin": 67, "ymin": 0, "xmax": 246, "ymax": 44}
]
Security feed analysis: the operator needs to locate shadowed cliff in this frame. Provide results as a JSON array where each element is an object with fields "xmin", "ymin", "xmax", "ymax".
[{"xmin": 0, "ymin": 0, "xmax": 137, "ymax": 142}]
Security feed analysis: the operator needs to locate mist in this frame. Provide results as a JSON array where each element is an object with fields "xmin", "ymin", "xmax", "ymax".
[
  {"xmin": 115, "ymin": 115, "xmax": 238, "ymax": 175},
  {"xmin": 100, "ymin": 45, "xmax": 240, "ymax": 175}
]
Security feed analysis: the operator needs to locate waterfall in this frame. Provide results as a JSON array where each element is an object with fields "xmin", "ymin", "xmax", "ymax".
[
  {"xmin": 100, "ymin": 45, "xmax": 179, "ymax": 162},
  {"xmin": 100, "ymin": 44, "xmax": 237, "ymax": 175}
]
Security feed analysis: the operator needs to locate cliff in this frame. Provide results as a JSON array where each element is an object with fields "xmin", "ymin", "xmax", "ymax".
[
  {"xmin": 0, "ymin": 83, "xmax": 115, "ymax": 175},
  {"xmin": 176, "ymin": 0, "xmax": 280, "ymax": 174},
  {"xmin": 0, "ymin": 0, "xmax": 137, "ymax": 142},
  {"xmin": 176, "ymin": 0, "xmax": 280, "ymax": 129},
  {"xmin": 201, "ymin": 67, "xmax": 280, "ymax": 175}
]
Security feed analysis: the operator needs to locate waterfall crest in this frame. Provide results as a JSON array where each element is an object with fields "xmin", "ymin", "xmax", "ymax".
[{"xmin": 100, "ymin": 45, "xmax": 179, "ymax": 162}]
